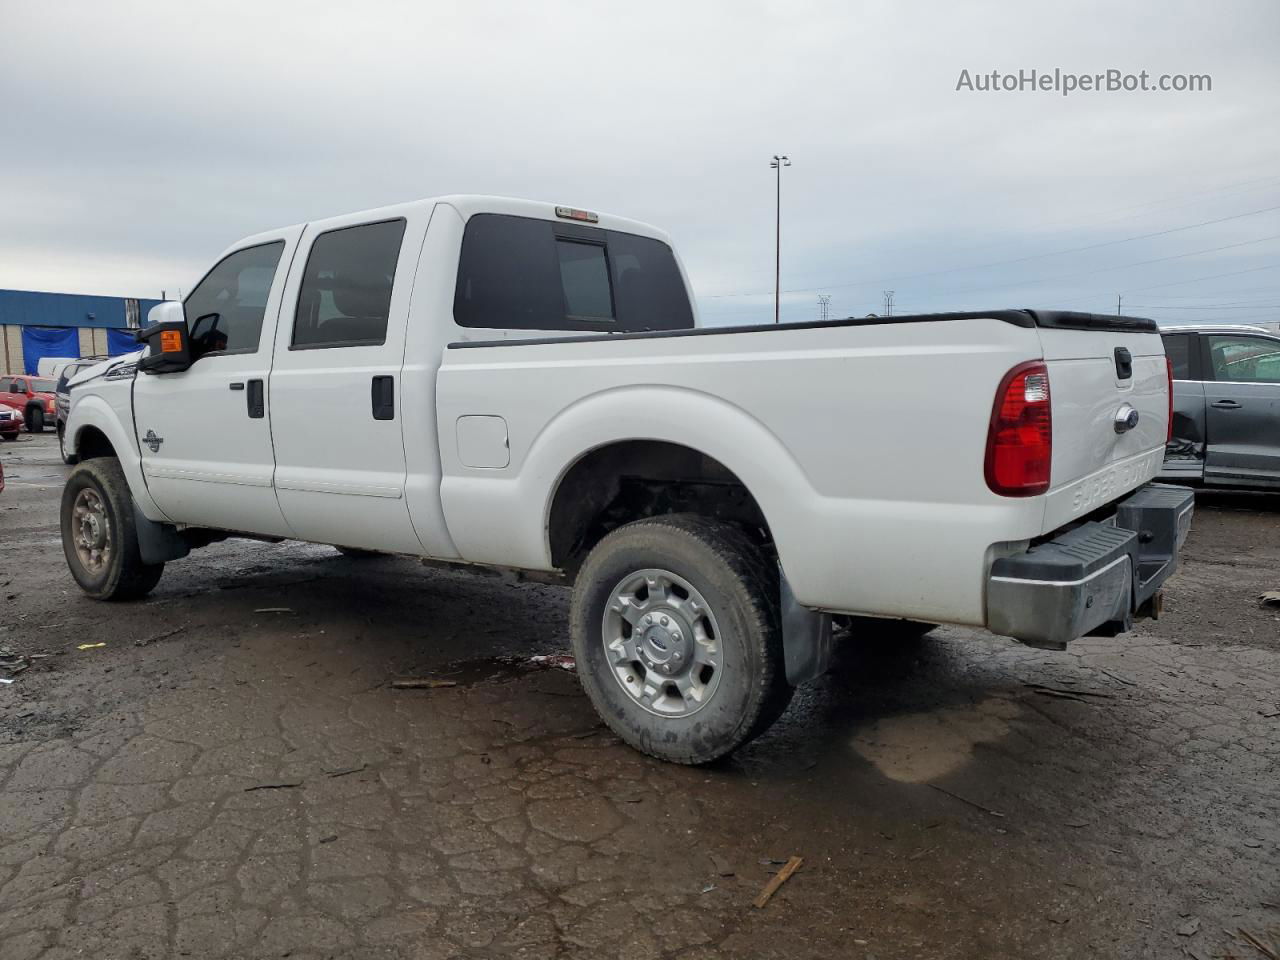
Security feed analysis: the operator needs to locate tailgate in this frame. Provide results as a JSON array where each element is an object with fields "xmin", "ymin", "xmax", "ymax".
[{"xmin": 1035, "ymin": 314, "xmax": 1168, "ymax": 533}]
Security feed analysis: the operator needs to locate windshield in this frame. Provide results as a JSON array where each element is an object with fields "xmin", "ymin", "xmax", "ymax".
[{"xmin": 31, "ymin": 378, "xmax": 56, "ymax": 393}]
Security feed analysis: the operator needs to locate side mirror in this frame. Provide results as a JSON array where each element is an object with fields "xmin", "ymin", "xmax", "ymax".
[{"xmin": 136, "ymin": 302, "xmax": 192, "ymax": 374}]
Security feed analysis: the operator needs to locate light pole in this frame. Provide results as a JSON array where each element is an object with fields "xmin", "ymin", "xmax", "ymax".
[{"xmin": 770, "ymin": 154, "xmax": 790, "ymax": 324}]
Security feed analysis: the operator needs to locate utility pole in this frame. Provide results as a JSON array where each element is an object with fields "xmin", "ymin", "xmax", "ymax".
[
  {"xmin": 817, "ymin": 295, "xmax": 831, "ymax": 323},
  {"xmin": 770, "ymin": 154, "xmax": 790, "ymax": 323},
  {"xmin": 882, "ymin": 290, "xmax": 895, "ymax": 316},
  {"xmin": 1117, "ymin": 294, "xmax": 1122, "ymax": 316}
]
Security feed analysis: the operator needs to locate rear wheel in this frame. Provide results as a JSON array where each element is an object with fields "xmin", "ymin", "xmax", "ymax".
[
  {"xmin": 336, "ymin": 546, "xmax": 380, "ymax": 558},
  {"xmin": 570, "ymin": 515, "xmax": 792, "ymax": 765},
  {"xmin": 61, "ymin": 458, "xmax": 165, "ymax": 600},
  {"xmin": 841, "ymin": 616, "xmax": 937, "ymax": 643}
]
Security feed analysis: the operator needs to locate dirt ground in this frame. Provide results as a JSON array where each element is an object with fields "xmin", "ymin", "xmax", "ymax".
[{"xmin": 1, "ymin": 431, "xmax": 1278, "ymax": 960}]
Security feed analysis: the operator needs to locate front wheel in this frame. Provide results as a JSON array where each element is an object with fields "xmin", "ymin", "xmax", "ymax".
[
  {"xmin": 58, "ymin": 425, "xmax": 76, "ymax": 464},
  {"xmin": 61, "ymin": 458, "xmax": 165, "ymax": 600},
  {"xmin": 570, "ymin": 515, "xmax": 792, "ymax": 765},
  {"xmin": 27, "ymin": 408, "xmax": 44, "ymax": 432}
]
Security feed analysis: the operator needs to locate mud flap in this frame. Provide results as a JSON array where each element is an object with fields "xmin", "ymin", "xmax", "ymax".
[
  {"xmin": 132, "ymin": 499, "xmax": 190, "ymax": 565},
  {"xmin": 780, "ymin": 567, "xmax": 833, "ymax": 685}
]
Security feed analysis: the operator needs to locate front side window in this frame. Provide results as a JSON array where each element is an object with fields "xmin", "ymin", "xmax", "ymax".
[
  {"xmin": 292, "ymin": 219, "xmax": 406, "ymax": 350},
  {"xmin": 1207, "ymin": 335, "xmax": 1280, "ymax": 384},
  {"xmin": 454, "ymin": 214, "xmax": 694, "ymax": 333},
  {"xmin": 184, "ymin": 241, "xmax": 285, "ymax": 358}
]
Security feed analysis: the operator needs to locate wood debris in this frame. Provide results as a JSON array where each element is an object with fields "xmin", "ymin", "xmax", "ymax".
[{"xmin": 753, "ymin": 855, "xmax": 803, "ymax": 909}]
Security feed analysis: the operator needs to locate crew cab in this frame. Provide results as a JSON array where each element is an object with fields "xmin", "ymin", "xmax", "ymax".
[
  {"xmin": 2, "ymin": 375, "xmax": 57, "ymax": 433},
  {"xmin": 60, "ymin": 195, "xmax": 1193, "ymax": 763},
  {"xmin": 1160, "ymin": 324, "xmax": 1280, "ymax": 488}
]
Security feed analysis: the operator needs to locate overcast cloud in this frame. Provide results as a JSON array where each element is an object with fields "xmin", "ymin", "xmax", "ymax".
[{"xmin": 2, "ymin": 0, "xmax": 1277, "ymax": 327}]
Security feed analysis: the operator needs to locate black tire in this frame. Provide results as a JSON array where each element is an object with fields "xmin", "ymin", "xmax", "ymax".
[
  {"xmin": 61, "ymin": 457, "xmax": 165, "ymax": 600},
  {"xmin": 27, "ymin": 407, "xmax": 44, "ymax": 432},
  {"xmin": 58, "ymin": 425, "xmax": 76, "ymax": 464},
  {"xmin": 1, "ymin": 431, "xmax": 17, "ymax": 442},
  {"xmin": 570, "ymin": 515, "xmax": 792, "ymax": 765},
  {"xmin": 841, "ymin": 616, "xmax": 937, "ymax": 644},
  {"xmin": 336, "ymin": 546, "xmax": 380, "ymax": 558}
]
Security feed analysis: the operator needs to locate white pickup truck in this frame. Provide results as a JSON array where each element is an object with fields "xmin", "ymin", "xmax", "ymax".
[{"xmin": 61, "ymin": 195, "xmax": 1193, "ymax": 763}]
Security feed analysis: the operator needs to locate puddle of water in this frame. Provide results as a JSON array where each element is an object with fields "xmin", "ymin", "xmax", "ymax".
[{"xmin": 850, "ymin": 696, "xmax": 1021, "ymax": 783}]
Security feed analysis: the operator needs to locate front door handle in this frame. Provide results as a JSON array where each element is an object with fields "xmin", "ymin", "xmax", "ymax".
[
  {"xmin": 371, "ymin": 376, "xmax": 394, "ymax": 420},
  {"xmin": 246, "ymin": 379, "xmax": 265, "ymax": 419},
  {"xmin": 1211, "ymin": 399, "xmax": 1241, "ymax": 410}
]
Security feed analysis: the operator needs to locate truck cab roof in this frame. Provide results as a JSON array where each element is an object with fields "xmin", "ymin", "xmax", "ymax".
[{"xmin": 234, "ymin": 195, "xmax": 675, "ymax": 252}]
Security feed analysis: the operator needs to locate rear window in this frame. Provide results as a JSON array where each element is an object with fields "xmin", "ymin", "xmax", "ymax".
[
  {"xmin": 454, "ymin": 214, "xmax": 693, "ymax": 333},
  {"xmin": 1161, "ymin": 334, "xmax": 1193, "ymax": 379}
]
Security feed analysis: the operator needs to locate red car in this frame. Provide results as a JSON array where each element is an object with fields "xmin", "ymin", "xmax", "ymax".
[{"xmin": 1, "ymin": 375, "xmax": 57, "ymax": 433}]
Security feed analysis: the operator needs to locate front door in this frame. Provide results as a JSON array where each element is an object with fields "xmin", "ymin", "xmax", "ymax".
[
  {"xmin": 132, "ymin": 232, "xmax": 300, "ymax": 535},
  {"xmin": 267, "ymin": 214, "xmax": 424, "ymax": 553},
  {"xmin": 1202, "ymin": 332, "xmax": 1280, "ymax": 487}
]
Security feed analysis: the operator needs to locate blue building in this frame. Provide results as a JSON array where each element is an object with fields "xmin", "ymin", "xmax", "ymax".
[{"xmin": 0, "ymin": 288, "xmax": 164, "ymax": 375}]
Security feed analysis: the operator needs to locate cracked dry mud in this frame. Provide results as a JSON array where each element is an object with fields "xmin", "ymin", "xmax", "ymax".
[{"xmin": 2, "ymin": 432, "xmax": 1279, "ymax": 960}]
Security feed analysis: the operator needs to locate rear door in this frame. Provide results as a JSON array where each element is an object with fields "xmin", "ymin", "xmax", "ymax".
[
  {"xmin": 268, "ymin": 213, "xmax": 426, "ymax": 553},
  {"xmin": 1201, "ymin": 332, "xmax": 1280, "ymax": 487}
]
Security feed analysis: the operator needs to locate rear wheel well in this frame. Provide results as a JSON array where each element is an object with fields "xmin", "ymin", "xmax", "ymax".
[
  {"xmin": 548, "ymin": 441, "xmax": 772, "ymax": 575},
  {"xmin": 75, "ymin": 426, "xmax": 117, "ymax": 461}
]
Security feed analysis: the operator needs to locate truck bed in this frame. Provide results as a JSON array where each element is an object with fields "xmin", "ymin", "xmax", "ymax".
[{"xmin": 436, "ymin": 309, "xmax": 1169, "ymax": 628}]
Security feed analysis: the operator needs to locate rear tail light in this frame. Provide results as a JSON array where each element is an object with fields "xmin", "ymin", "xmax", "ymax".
[
  {"xmin": 985, "ymin": 361, "xmax": 1052, "ymax": 497},
  {"xmin": 1165, "ymin": 357, "xmax": 1174, "ymax": 442}
]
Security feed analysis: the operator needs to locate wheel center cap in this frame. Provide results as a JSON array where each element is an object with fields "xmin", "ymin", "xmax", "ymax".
[{"xmin": 642, "ymin": 625, "xmax": 675, "ymax": 662}]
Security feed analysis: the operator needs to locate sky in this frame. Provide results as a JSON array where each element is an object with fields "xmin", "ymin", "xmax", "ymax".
[{"xmin": 1, "ymin": 0, "xmax": 1277, "ymax": 329}]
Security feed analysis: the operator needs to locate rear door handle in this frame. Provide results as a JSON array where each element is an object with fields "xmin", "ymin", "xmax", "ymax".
[
  {"xmin": 371, "ymin": 376, "xmax": 394, "ymax": 420},
  {"xmin": 1211, "ymin": 399, "xmax": 1241, "ymax": 409},
  {"xmin": 246, "ymin": 379, "xmax": 265, "ymax": 419}
]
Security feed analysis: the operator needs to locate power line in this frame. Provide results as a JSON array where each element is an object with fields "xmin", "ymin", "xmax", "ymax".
[
  {"xmin": 703, "ymin": 203, "xmax": 1280, "ymax": 299},
  {"xmin": 1122, "ymin": 263, "xmax": 1280, "ymax": 294},
  {"xmin": 910, "ymin": 234, "xmax": 1280, "ymax": 300},
  {"xmin": 748, "ymin": 173, "xmax": 1280, "ymax": 294},
  {"xmin": 1123, "ymin": 303, "xmax": 1280, "ymax": 310}
]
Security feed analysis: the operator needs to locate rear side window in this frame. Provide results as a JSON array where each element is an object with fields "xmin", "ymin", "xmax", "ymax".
[
  {"xmin": 293, "ymin": 219, "xmax": 407, "ymax": 350},
  {"xmin": 1161, "ymin": 334, "xmax": 1193, "ymax": 379},
  {"xmin": 454, "ymin": 214, "xmax": 693, "ymax": 332},
  {"xmin": 184, "ymin": 241, "xmax": 285, "ymax": 356}
]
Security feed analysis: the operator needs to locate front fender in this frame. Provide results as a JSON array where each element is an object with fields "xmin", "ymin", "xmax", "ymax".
[{"xmin": 67, "ymin": 395, "xmax": 169, "ymax": 523}]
